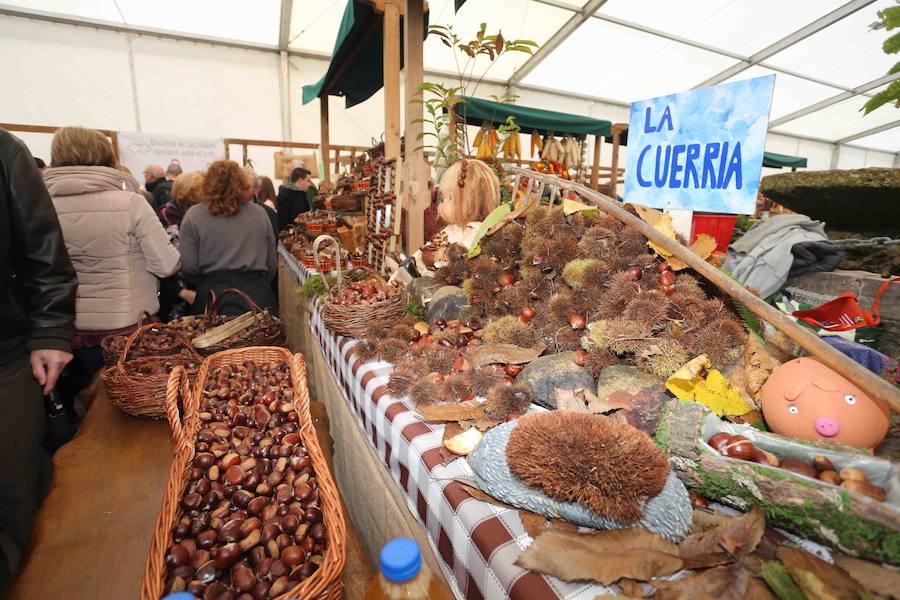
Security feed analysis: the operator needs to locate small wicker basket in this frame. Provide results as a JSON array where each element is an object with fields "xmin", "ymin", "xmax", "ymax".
[
  {"xmin": 195, "ymin": 289, "xmax": 287, "ymax": 356},
  {"xmin": 313, "ymin": 235, "xmax": 404, "ymax": 338},
  {"xmin": 140, "ymin": 347, "xmax": 346, "ymax": 600},
  {"xmin": 101, "ymin": 324, "xmax": 202, "ymax": 419}
]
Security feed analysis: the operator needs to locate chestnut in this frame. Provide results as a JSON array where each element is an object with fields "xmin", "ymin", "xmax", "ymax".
[
  {"xmin": 196, "ymin": 529, "xmax": 218, "ymax": 550},
  {"xmin": 166, "ymin": 543, "xmax": 191, "ymax": 568},
  {"xmin": 818, "ymin": 470, "xmax": 842, "ymax": 486},
  {"xmin": 660, "ymin": 270, "xmax": 676, "ymax": 287},
  {"xmin": 573, "ymin": 349, "xmax": 587, "ymax": 367},
  {"xmin": 781, "ymin": 458, "xmax": 817, "ymax": 479},
  {"xmin": 213, "ymin": 543, "xmax": 241, "ymax": 568},
  {"xmin": 842, "ymin": 479, "xmax": 886, "ymax": 501},
  {"xmin": 706, "ymin": 432, "xmax": 732, "ymax": 452},
  {"xmin": 752, "ymin": 449, "xmax": 780, "ymax": 467},
  {"xmin": 293, "ymin": 483, "xmax": 312, "ymax": 502},
  {"xmin": 232, "ymin": 490, "xmax": 253, "ymax": 509},
  {"xmin": 225, "ymin": 465, "xmax": 245, "ymax": 485},
  {"xmin": 282, "ymin": 545, "xmax": 306, "ymax": 568},
  {"xmin": 720, "ymin": 435, "xmax": 755, "ymax": 460},
  {"xmin": 232, "ymin": 566, "xmax": 255, "ymax": 593},
  {"xmin": 195, "ymin": 560, "xmax": 221, "ymax": 583},
  {"xmin": 194, "ymin": 453, "xmax": 217, "ymax": 470},
  {"xmin": 303, "ymin": 507, "xmax": 322, "ymax": 523},
  {"xmin": 839, "ymin": 468, "xmax": 868, "ymax": 483},
  {"xmin": 280, "ymin": 514, "xmax": 300, "ymax": 534},
  {"xmin": 269, "ymin": 559, "xmax": 289, "ymax": 578},
  {"xmin": 813, "ymin": 455, "xmax": 835, "ymax": 473},
  {"xmin": 661, "ymin": 283, "xmax": 676, "ymax": 296},
  {"xmin": 569, "ymin": 314, "xmax": 586, "ymax": 330},
  {"xmin": 498, "ymin": 272, "xmax": 515, "ymax": 287},
  {"xmin": 251, "ymin": 581, "xmax": 270, "ymax": 600},
  {"xmin": 247, "ymin": 496, "xmax": 268, "ymax": 516},
  {"xmin": 310, "ymin": 523, "xmax": 327, "ymax": 542},
  {"xmin": 657, "ymin": 262, "xmax": 671, "ymax": 273}
]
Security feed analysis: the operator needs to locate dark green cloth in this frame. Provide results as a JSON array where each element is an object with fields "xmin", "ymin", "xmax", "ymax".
[
  {"xmin": 454, "ymin": 0, "xmax": 467, "ymax": 10},
  {"xmin": 763, "ymin": 152, "xmax": 807, "ymax": 169},
  {"xmin": 455, "ymin": 95, "xmax": 612, "ymax": 139},
  {"xmin": 302, "ymin": 1, "xmax": 427, "ymax": 108}
]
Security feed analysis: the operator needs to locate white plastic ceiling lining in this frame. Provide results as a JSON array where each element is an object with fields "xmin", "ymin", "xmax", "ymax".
[{"xmin": 0, "ymin": 0, "xmax": 897, "ymax": 153}]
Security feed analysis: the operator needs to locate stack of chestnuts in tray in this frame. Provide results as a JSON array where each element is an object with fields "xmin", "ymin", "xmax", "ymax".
[
  {"xmin": 708, "ymin": 432, "xmax": 886, "ymax": 502},
  {"xmin": 164, "ymin": 361, "xmax": 328, "ymax": 599}
]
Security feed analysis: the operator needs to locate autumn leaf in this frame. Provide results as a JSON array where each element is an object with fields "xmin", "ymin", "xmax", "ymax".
[
  {"xmin": 465, "ymin": 342, "xmax": 546, "ymax": 367},
  {"xmin": 744, "ymin": 334, "xmax": 777, "ymax": 400},
  {"xmin": 776, "ymin": 547, "xmax": 861, "ymax": 600},
  {"xmin": 417, "ymin": 401, "xmax": 484, "ymax": 422},
  {"xmin": 653, "ymin": 563, "xmax": 776, "ymax": 600},
  {"xmin": 516, "ymin": 528, "xmax": 682, "ymax": 585},
  {"xmin": 679, "ymin": 505, "xmax": 766, "ymax": 568},
  {"xmin": 629, "ymin": 203, "xmax": 717, "ymax": 270},
  {"xmin": 667, "ymin": 234, "xmax": 718, "ymax": 271},
  {"xmin": 455, "ymin": 481, "xmax": 512, "ymax": 509},
  {"xmin": 519, "ymin": 510, "xmax": 548, "ymax": 539},
  {"xmin": 833, "ymin": 555, "xmax": 900, "ymax": 600}
]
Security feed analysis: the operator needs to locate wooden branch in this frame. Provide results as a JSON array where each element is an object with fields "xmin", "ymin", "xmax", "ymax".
[{"xmin": 509, "ymin": 167, "xmax": 900, "ymax": 413}]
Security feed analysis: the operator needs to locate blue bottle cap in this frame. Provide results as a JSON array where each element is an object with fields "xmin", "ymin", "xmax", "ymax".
[
  {"xmin": 161, "ymin": 593, "xmax": 196, "ymax": 600},
  {"xmin": 380, "ymin": 538, "xmax": 422, "ymax": 583}
]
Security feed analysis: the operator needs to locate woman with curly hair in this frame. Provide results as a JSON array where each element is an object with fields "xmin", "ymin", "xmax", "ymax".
[{"xmin": 179, "ymin": 160, "xmax": 277, "ymax": 316}]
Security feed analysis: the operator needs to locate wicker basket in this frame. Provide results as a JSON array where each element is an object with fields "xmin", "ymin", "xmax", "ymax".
[
  {"xmin": 101, "ymin": 324, "xmax": 202, "ymax": 418},
  {"xmin": 100, "ymin": 313, "xmax": 170, "ymax": 367},
  {"xmin": 313, "ymin": 235, "xmax": 404, "ymax": 338},
  {"xmin": 196, "ymin": 289, "xmax": 287, "ymax": 356},
  {"xmin": 140, "ymin": 347, "xmax": 346, "ymax": 600}
]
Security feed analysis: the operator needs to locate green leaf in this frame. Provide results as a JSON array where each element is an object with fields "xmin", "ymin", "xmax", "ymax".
[
  {"xmin": 468, "ymin": 203, "xmax": 513, "ymax": 258},
  {"xmin": 890, "ymin": 61, "xmax": 900, "ymax": 75},
  {"xmin": 862, "ymin": 79, "xmax": 900, "ymax": 114},
  {"xmin": 884, "ymin": 30, "xmax": 900, "ymax": 54},
  {"xmin": 760, "ymin": 562, "xmax": 806, "ymax": 600}
]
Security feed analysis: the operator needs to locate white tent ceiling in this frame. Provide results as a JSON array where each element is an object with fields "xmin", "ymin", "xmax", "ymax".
[{"xmin": 1, "ymin": 0, "xmax": 898, "ymax": 154}]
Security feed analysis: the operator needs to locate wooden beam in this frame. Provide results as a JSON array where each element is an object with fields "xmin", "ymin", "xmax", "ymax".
[
  {"xmin": 382, "ymin": 0, "xmax": 402, "ymax": 161},
  {"xmin": 320, "ymin": 98, "xmax": 331, "ymax": 184},
  {"xmin": 590, "ymin": 134, "xmax": 602, "ymax": 190},
  {"xmin": 404, "ymin": 0, "xmax": 428, "ymax": 252},
  {"xmin": 509, "ymin": 167, "xmax": 900, "ymax": 414},
  {"xmin": 608, "ymin": 124, "xmax": 623, "ymax": 198}
]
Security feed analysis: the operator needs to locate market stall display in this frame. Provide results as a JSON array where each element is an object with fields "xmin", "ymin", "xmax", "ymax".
[
  {"xmin": 142, "ymin": 347, "xmax": 346, "ymax": 600},
  {"xmin": 366, "ymin": 158, "xmax": 400, "ymax": 272}
]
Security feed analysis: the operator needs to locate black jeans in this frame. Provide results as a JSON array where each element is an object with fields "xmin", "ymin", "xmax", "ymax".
[{"xmin": 0, "ymin": 356, "xmax": 51, "ymax": 553}]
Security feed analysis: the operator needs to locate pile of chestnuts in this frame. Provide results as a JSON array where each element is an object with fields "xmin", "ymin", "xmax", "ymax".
[
  {"xmin": 163, "ymin": 361, "xmax": 329, "ymax": 599},
  {"xmin": 127, "ymin": 356, "xmax": 200, "ymax": 377},
  {"xmin": 708, "ymin": 432, "xmax": 886, "ymax": 501},
  {"xmin": 329, "ymin": 279, "xmax": 397, "ymax": 306}
]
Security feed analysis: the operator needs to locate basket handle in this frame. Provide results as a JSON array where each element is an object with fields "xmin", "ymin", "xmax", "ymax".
[
  {"xmin": 210, "ymin": 288, "xmax": 263, "ymax": 320},
  {"xmin": 312, "ymin": 234, "xmax": 343, "ymax": 294},
  {"xmin": 165, "ymin": 366, "xmax": 198, "ymax": 456},
  {"xmin": 117, "ymin": 323, "xmax": 202, "ymax": 367}
]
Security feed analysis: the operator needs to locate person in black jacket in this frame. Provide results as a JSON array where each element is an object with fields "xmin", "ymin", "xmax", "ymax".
[
  {"xmin": 276, "ymin": 167, "xmax": 316, "ymax": 231},
  {"xmin": 0, "ymin": 128, "xmax": 77, "ymax": 563}
]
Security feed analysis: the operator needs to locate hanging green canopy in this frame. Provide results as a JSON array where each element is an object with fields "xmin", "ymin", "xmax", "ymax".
[
  {"xmin": 302, "ymin": 1, "xmax": 427, "ymax": 108},
  {"xmin": 455, "ymin": 95, "xmax": 613, "ymax": 139},
  {"xmin": 763, "ymin": 151, "xmax": 807, "ymax": 169}
]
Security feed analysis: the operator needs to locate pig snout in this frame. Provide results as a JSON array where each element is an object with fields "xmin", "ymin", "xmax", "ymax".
[{"xmin": 814, "ymin": 417, "xmax": 840, "ymax": 437}]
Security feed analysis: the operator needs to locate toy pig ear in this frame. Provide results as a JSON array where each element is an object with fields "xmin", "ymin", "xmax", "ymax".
[{"xmin": 784, "ymin": 380, "xmax": 806, "ymax": 401}]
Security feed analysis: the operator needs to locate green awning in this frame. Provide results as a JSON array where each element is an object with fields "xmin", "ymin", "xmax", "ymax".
[
  {"xmin": 455, "ymin": 95, "xmax": 613, "ymax": 139},
  {"xmin": 454, "ymin": 0, "xmax": 467, "ymax": 10},
  {"xmin": 302, "ymin": 1, "xmax": 426, "ymax": 108},
  {"xmin": 763, "ymin": 151, "xmax": 807, "ymax": 169}
]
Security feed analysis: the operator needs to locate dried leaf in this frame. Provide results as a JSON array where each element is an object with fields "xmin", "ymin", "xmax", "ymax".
[
  {"xmin": 440, "ymin": 422, "xmax": 465, "ymax": 464},
  {"xmin": 516, "ymin": 528, "xmax": 682, "ymax": 585},
  {"xmin": 590, "ymin": 389, "xmax": 637, "ymax": 415},
  {"xmin": 466, "ymin": 342, "xmax": 546, "ymax": 367},
  {"xmin": 555, "ymin": 388, "xmax": 590, "ymax": 413},
  {"xmin": 760, "ymin": 561, "xmax": 807, "ymax": 600},
  {"xmin": 519, "ymin": 510, "xmax": 548, "ymax": 538},
  {"xmin": 776, "ymin": 547, "xmax": 861, "ymax": 600},
  {"xmin": 472, "ymin": 416, "xmax": 501, "ymax": 431},
  {"xmin": 744, "ymin": 334, "xmax": 776, "ymax": 400},
  {"xmin": 629, "ymin": 204, "xmax": 716, "ymax": 271},
  {"xmin": 455, "ymin": 481, "xmax": 513, "ymax": 509},
  {"xmin": 619, "ymin": 578, "xmax": 644, "ymax": 597},
  {"xmin": 679, "ymin": 506, "xmax": 765, "ymax": 568},
  {"xmin": 654, "ymin": 563, "xmax": 775, "ymax": 600},
  {"xmin": 667, "ymin": 234, "xmax": 718, "ymax": 271},
  {"xmin": 562, "ymin": 198, "xmax": 598, "ymax": 215},
  {"xmin": 789, "ymin": 567, "xmax": 841, "ymax": 600},
  {"xmin": 667, "ymin": 356, "xmax": 752, "ymax": 416},
  {"xmin": 417, "ymin": 401, "xmax": 484, "ymax": 422},
  {"xmin": 692, "ymin": 507, "xmax": 733, "ymax": 532},
  {"xmin": 833, "ymin": 555, "xmax": 900, "ymax": 600}
]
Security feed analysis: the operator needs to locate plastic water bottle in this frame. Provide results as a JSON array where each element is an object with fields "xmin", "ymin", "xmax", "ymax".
[{"xmin": 365, "ymin": 538, "xmax": 452, "ymax": 599}]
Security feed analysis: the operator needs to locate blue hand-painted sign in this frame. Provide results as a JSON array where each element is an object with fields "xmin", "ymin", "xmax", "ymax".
[{"xmin": 624, "ymin": 75, "xmax": 775, "ymax": 215}]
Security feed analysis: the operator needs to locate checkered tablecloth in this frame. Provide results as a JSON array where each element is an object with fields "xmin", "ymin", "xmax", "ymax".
[{"xmin": 278, "ymin": 243, "xmax": 614, "ymax": 599}]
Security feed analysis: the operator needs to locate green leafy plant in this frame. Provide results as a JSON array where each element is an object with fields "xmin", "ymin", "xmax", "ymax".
[
  {"xmin": 404, "ymin": 302, "xmax": 426, "ymax": 319},
  {"xmin": 863, "ymin": 6, "xmax": 900, "ymax": 114},
  {"xmin": 414, "ymin": 23, "xmax": 537, "ymax": 167}
]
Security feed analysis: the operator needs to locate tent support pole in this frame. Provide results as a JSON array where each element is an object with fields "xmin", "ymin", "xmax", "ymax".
[
  {"xmin": 404, "ymin": 0, "xmax": 428, "ymax": 252},
  {"xmin": 590, "ymin": 134, "xmax": 601, "ymax": 190},
  {"xmin": 609, "ymin": 124, "xmax": 624, "ymax": 198},
  {"xmin": 320, "ymin": 98, "xmax": 331, "ymax": 184},
  {"xmin": 382, "ymin": 0, "xmax": 402, "ymax": 161}
]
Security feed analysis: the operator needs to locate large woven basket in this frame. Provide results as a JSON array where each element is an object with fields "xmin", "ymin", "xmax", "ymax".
[
  {"xmin": 314, "ymin": 235, "xmax": 404, "ymax": 338},
  {"xmin": 196, "ymin": 288, "xmax": 287, "ymax": 356},
  {"xmin": 141, "ymin": 347, "xmax": 346, "ymax": 600},
  {"xmin": 100, "ymin": 313, "xmax": 168, "ymax": 367},
  {"xmin": 101, "ymin": 324, "xmax": 202, "ymax": 419}
]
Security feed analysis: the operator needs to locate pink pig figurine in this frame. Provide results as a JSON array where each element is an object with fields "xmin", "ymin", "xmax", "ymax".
[{"xmin": 761, "ymin": 358, "xmax": 889, "ymax": 450}]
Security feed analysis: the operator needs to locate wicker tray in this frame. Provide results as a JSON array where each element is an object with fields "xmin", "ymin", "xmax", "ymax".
[
  {"xmin": 101, "ymin": 324, "xmax": 202, "ymax": 419},
  {"xmin": 313, "ymin": 235, "xmax": 404, "ymax": 338},
  {"xmin": 141, "ymin": 347, "xmax": 346, "ymax": 599}
]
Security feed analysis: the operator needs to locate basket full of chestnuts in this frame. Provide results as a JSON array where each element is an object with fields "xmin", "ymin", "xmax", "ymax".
[
  {"xmin": 312, "ymin": 235, "xmax": 404, "ymax": 339},
  {"xmin": 141, "ymin": 346, "xmax": 346, "ymax": 600},
  {"xmin": 101, "ymin": 323, "xmax": 203, "ymax": 419}
]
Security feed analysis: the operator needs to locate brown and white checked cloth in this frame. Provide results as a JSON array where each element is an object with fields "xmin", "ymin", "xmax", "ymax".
[{"xmin": 278, "ymin": 244, "xmax": 615, "ymax": 599}]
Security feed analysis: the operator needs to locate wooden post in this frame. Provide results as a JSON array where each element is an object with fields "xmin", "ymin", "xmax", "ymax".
[
  {"xmin": 590, "ymin": 134, "xmax": 602, "ymax": 190},
  {"xmin": 382, "ymin": 0, "xmax": 402, "ymax": 161},
  {"xmin": 320, "ymin": 97, "xmax": 331, "ymax": 184},
  {"xmin": 404, "ymin": 0, "xmax": 428, "ymax": 252},
  {"xmin": 241, "ymin": 144, "xmax": 248, "ymax": 167},
  {"xmin": 334, "ymin": 149, "xmax": 341, "ymax": 179},
  {"xmin": 609, "ymin": 124, "xmax": 625, "ymax": 198}
]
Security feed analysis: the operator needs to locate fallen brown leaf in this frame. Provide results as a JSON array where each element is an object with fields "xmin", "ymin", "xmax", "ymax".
[
  {"xmin": 679, "ymin": 505, "xmax": 765, "ymax": 568},
  {"xmin": 465, "ymin": 342, "xmax": 546, "ymax": 367},
  {"xmin": 587, "ymin": 389, "xmax": 632, "ymax": 414},
  {"xmin": 789, "ymin": 567, "xmax": 841, "ymax": 600},
  {"xmin": 472, "ymin": 416, "xmax": 501, "ymax": 431},
  {"xmin": 776, "ymin": 547, "xmax": 860, "ymax": 600},
  {"xmin": 455, "ymin": 481, "xmax": 512, "ymax": 509},
  {"xmin": 744, "ymin": 334, "xmax": 776, "ymax": 401},
  {"xmin": 417, "ymin": 401, "xmax": 484, "ymax": 422},
  {"xmin": 691, "ymin": 507, "xmax": 732, "ymax": 532},
  {"xmin": 618, "ymin": 578, "xmax": 644, "ymax": 597},
  {"xmin": 833, "ymin": 555, "xmax": 900, "ymax": 600},
  {"xmin": 519, "ymin": 510, "xmax": 548, "ymax": 539},
  {"xmin": 666, "ymin": 233, "xmax": 717, "ymax": 271},
  {"xmin": 555, "ymin": 387, "xmax": 628, "ymax": 414},
  {"xmin": 515, "ymin": 527, "xmax": 682, "ymax": 585},
  {"xmin": 653, "ymin": 563, "xmax": 774, "ymax": 600},
  {"xmin": 555, "ymin": 387, "xmax": 591, "ymax": 413}
]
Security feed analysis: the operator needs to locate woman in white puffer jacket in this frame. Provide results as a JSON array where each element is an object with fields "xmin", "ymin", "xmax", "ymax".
[{"xmin": 43, "ymin": 127, "xmax": 180, "ymax": 381}]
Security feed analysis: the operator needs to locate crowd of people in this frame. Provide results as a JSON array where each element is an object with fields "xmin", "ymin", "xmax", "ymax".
[{"xmin": 0, "ymin": 125, "xmax": 316, "ymax": 584}]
